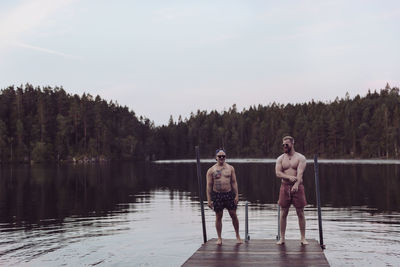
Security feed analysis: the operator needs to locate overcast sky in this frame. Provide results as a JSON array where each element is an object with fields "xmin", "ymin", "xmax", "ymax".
[{"xmin": 1, "ymin": 0, "xmax": 399, "ymax": 125}]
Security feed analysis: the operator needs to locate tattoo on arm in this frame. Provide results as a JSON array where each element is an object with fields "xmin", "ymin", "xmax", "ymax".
[
  {"xmin": 206, "ymin": 170, "xmax": 213, "ymax": 199},
  {"xmin": 275, "ymin": 157, "xmax": 286, "ymax": 180},
  {"xmin": 231, "ymin": 167, "xmax": 238, "ymax": 195},
  {"xmin": 296, "ymin": 157, "xmax": 307, "ymax": 183}
]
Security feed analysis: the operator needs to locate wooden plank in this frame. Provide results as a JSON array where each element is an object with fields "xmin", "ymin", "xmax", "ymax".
[{"xmin": 182, "ymin": 239, "xmax": 329, "ymax": 267}]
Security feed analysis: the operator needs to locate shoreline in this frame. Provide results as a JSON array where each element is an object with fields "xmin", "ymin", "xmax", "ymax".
[{"xmin": 153, "ymin": 158, "xmax": 400, "ymax": 164}]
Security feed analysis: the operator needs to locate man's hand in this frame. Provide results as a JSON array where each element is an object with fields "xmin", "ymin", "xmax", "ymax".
[
  {"xmin": 289, "ymin": 176, "xmax": 297, "ymax": 183},
  {"xmin": 208, "ymin": 200, "xmax": 213, "ymax": 209},
  {"xmin": 234, "ymin": 196, "xmax": 239, "ymax": 205},
  {"xmin": 291, "ymin": 183, "xmax": 299, "ymax": 193}
]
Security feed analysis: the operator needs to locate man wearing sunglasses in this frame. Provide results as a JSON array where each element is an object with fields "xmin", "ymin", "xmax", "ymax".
[
  {"xmin": 275, "ymin": 136, "xmax": 308, "ymax": 245},
  {"xmin": 206, "ymin": 148, "xmax": 242, "ymax": 245}
]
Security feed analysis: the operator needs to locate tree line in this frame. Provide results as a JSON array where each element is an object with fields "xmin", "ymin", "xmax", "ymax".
[
  {"xmin": 154, "ymin": 83, "xmax": 400, "ymax": 159},
  {"xmin": 0, "ymin": 83, "xmax": 399, "ymax": 162},
  {"xmin": 0, "ymin": 84, "xmax": 153, "ymax": 163}
]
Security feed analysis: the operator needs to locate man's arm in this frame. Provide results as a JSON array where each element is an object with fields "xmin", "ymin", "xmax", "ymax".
[
  {"xmin": 206, "ymin": 168, "xmax": 214, "ymax": 209},
  {"xmin": 275, "ymin": 156, "xmax": 297, "ymax": 183},
  {"xmin": 291, "ymin": 155, "xmax": 307, "ymax": 192},
  {"xmin": 231, "ymin": 166, "xmax": 239, "ymax": 204},
  {"xmin": 295, "ymin": 155, "xmax": 307, "ymax": 185}
]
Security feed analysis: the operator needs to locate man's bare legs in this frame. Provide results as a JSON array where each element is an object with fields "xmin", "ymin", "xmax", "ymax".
[
  {"xmin": 215, "ymin": 211, "xmax": 223, "ymax": 245},
  {"xmin": 276, "ymin": 207, "xmax": 289, "ymax": 245},
  {"xmin": 296, "ymin": 208, "xmax": 308, "ymax": 245},
  {"xmin": 228, "ymin": 209, "xmax": 243, "ymax": 244}
]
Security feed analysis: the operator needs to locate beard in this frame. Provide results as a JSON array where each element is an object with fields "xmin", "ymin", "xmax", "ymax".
[{"xmin": 284, "ymin": 147, "xmax": 292, "ymax": 154}]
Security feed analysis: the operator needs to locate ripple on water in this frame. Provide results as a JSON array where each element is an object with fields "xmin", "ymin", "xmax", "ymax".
[{"xmin": 1, "ymin": 191, "xmax": 400, "ymax": 266}]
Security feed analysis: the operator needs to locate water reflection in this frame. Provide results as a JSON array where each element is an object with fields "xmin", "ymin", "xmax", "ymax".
[
  {"xmin": 1, "ymin": 162, "xmax": 399, "ymax": 226},
  {"xmin": 235, "ymin": 163, "xmax": 400, "ymax": 212},
  {"xmin": 0, "ymin": 164, "xmax": 147, "ymax": 225},
  {"xmin": 0, "ymin": 162, "xmax": 399, "ymax": 266},
  {"xmin": 151, "ymin": 162, "xmax": 400, "ymax": 212}
]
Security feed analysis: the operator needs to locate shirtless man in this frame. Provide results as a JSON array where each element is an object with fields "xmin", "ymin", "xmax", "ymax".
[
  {"xmin": 275, "ymin": 136, "xmax": 308, "ymax": 245},
  {"xmin": 206, "ymin": 149, "xmax": 242, "ymax": 245}
]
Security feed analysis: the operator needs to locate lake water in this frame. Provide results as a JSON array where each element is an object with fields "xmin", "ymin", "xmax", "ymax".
[{"xmin": 0, "ymin": 160, "xmax": 399, "ymax": 266}]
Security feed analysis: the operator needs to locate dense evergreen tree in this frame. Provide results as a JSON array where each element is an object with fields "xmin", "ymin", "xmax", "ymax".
[
  {"xmin": 0, "ymin": 84, "xmax": 399, "ymax": 162},
  {"xmin": 0, "ymin": 84, "xmax": 154, "ymax": 162},
  {"xmin": 152, "ymin": 85, "xmax": 400, "ymax": 159}
]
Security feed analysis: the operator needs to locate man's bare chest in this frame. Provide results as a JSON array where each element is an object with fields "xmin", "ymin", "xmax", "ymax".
[
  {"xmin": 212, "ymin": 167, "xmax": 231, "ymax": 180},
  {"xmin": 282, "ymin": 158, "xmax": 299, "ymax": 171}
]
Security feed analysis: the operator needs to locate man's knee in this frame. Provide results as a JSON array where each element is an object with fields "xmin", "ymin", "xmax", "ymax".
[
  {"xmin": 216, "ymin": 211, "xmax": 223, "ymax": 220},
  {"xmin": 296, "ymin": 208, "xmax": 305, "ymax": 219},
  {"xmin": 228, "ymin": 209, "xmax": 238, "ymax": 219},
  {"xmin": 281, "ymin": 208, "xmax": 290, "ymax": 217}
]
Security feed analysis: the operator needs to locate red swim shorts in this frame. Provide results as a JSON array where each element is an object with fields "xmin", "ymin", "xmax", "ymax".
[{"xmin": 278, "ymin": 183, "xmax": 307, "ymax": 208}]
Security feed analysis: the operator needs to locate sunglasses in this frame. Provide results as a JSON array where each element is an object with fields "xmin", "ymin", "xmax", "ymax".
[
  {"xmin": 282, "ymin": 144, "xmax": 289, "ymax": 148},
  {"xmin": 217, "ymin": 155, "xmax": 226, "ymax": 159}
]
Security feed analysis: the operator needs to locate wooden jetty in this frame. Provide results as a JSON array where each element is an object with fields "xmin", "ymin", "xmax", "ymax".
[{"xmin": 182, "ymin": 239, "xmax": 329, "ymax": 266}]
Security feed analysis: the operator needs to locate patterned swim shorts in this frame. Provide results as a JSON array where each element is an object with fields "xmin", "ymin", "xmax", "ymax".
[{"xmin": 211, "ymin": 191, "xmax": 237, "ymax": 212}]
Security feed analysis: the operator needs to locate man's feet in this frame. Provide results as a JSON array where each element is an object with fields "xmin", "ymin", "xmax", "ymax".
[
  {"xmin": 276, "ymin": 239, "xmax": 285, "ymax": 245},
  {"xmin": 300, "ymin": 239, "xmax": 309, "ymax": 245},
  {"xmin": 236, "ymin": 237, "xmax": 243, "ymax": 244},
  {"xmin": 216, "ymin": 238, "xmax": 222, "ymax": 245}
]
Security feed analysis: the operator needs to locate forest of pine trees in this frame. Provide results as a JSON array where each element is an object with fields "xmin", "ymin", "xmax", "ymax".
[
  {"xmin": 0, "ymin": 84, "xmax": 154, "ymax": 163},
  {"xmin": 0, "ymin": 83, "xmax": 399, "ymax": 162}
]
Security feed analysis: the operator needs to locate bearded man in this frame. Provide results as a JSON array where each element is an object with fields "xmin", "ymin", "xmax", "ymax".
[{"xmin": 275, "ymin": 136, "xmax": 308, "ymax": 245}]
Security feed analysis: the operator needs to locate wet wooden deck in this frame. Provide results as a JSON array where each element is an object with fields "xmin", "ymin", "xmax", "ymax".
[{"xmin": 182, "ymin": 239, "xmax": 329, "ymax": 266}]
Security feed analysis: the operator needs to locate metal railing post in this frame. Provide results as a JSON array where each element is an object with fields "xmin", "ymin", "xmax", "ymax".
[
  {"xmin": 314, "ymin": 154, "xmax": 325, "ymax": 249},
  {"xmin": 245, "ymin": 201, "xmax": 250, "ymax": 242},
  {"xmin": 276, "ymin": 205, "xmax": 280, "ymax": 241},
  {"xmin": 195, "ymin": 146, "xmax": 207, "ymax": 243}
]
